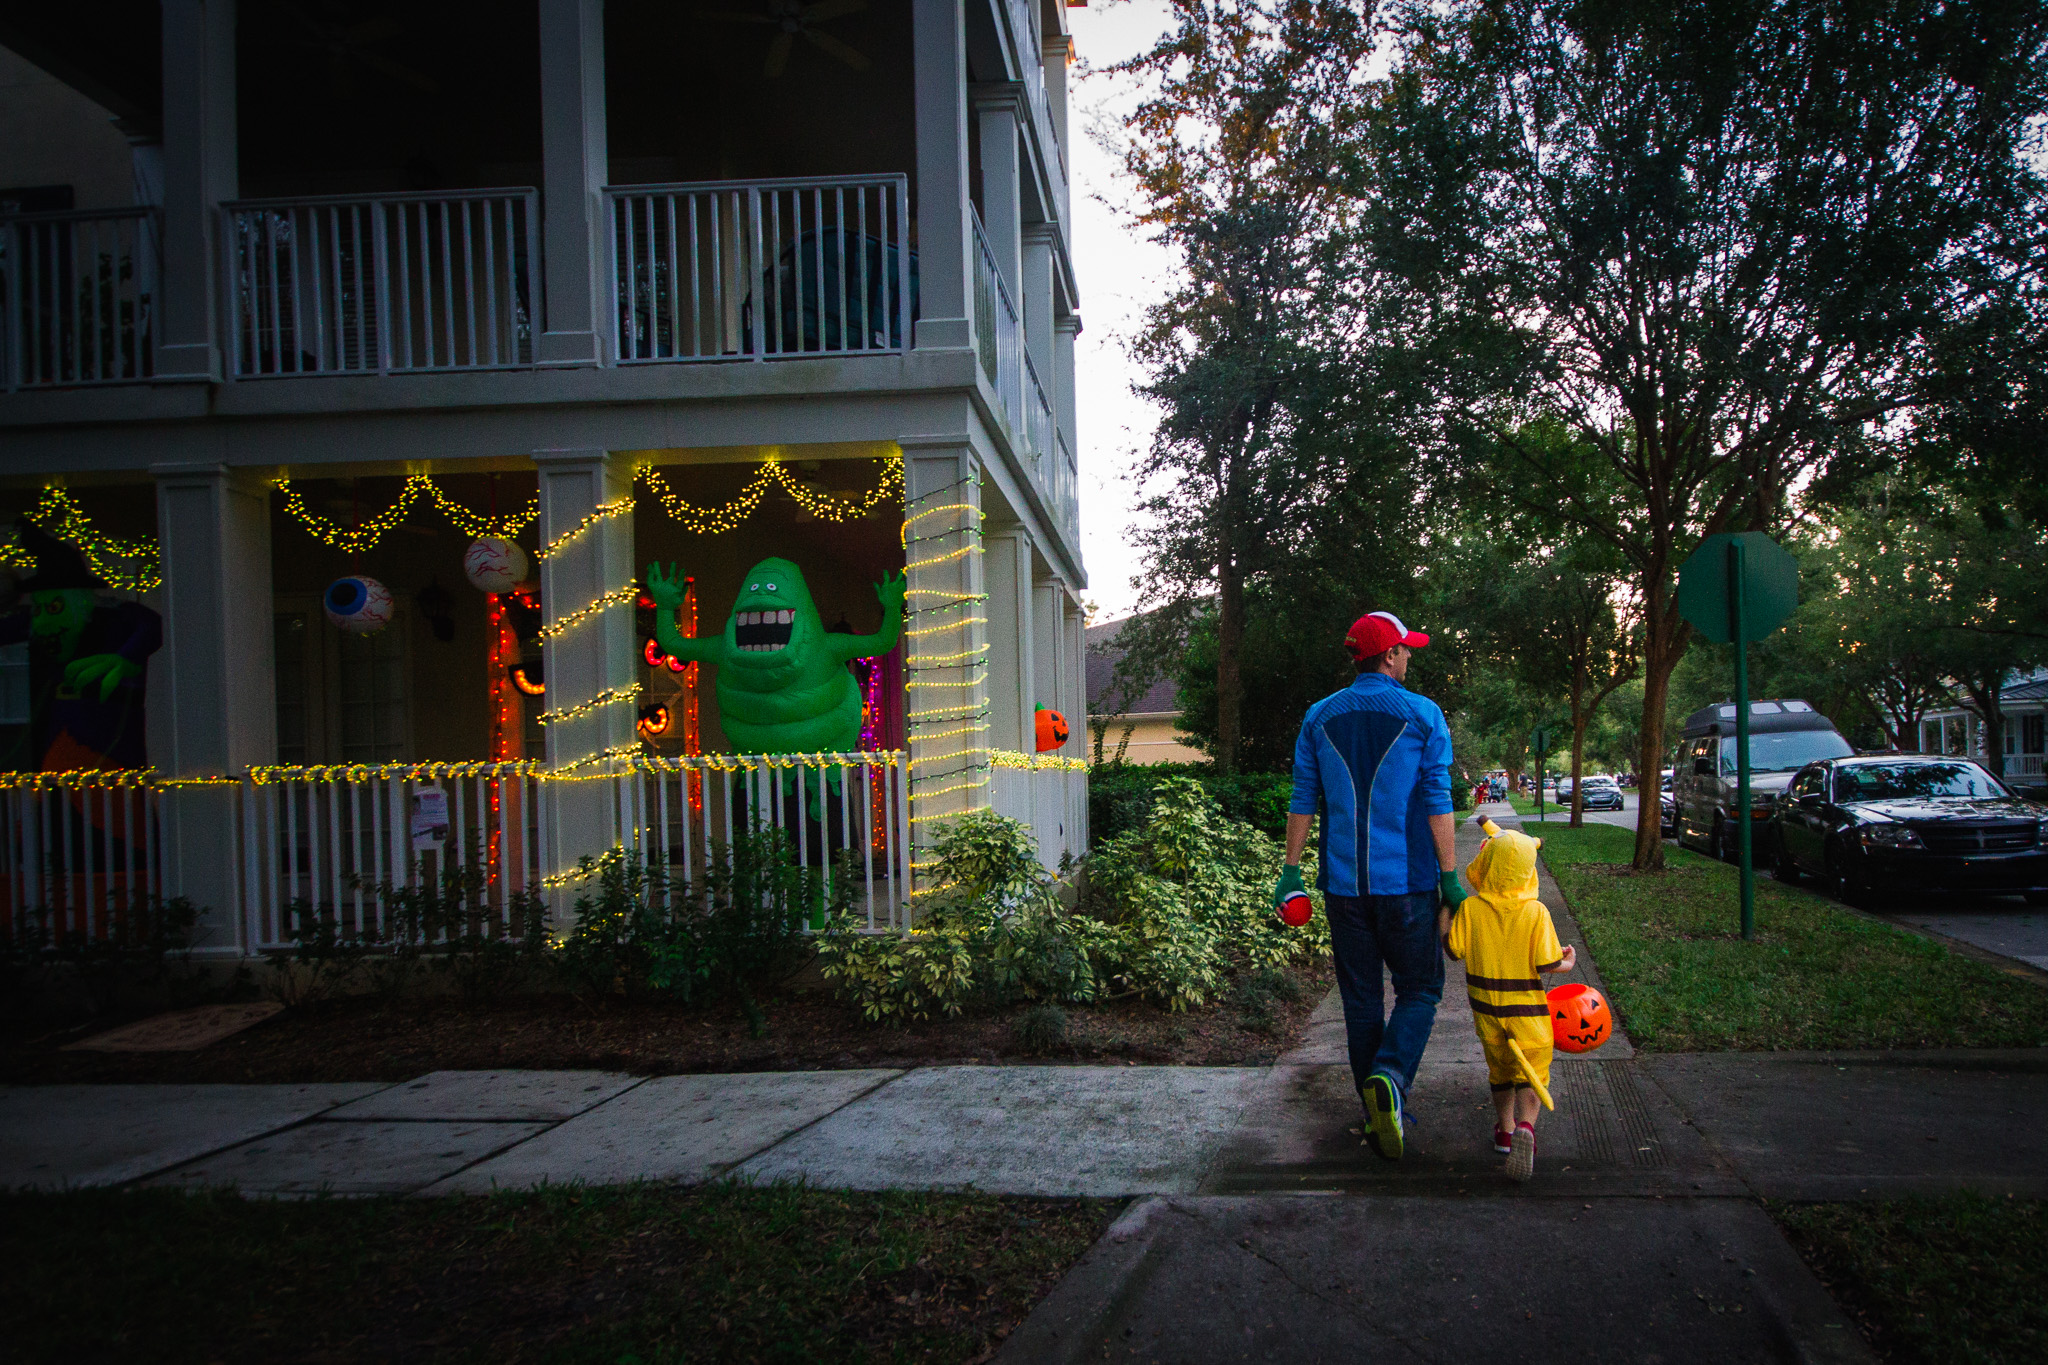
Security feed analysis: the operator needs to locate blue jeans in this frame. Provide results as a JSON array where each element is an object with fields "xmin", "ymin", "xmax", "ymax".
[{"xmin": 1325, "ymin": 890, "xmax": 1444, "ymax": 1101}]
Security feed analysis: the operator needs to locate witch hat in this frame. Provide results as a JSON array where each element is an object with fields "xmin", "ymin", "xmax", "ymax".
[{"xmin": 14, "ymin": 522, "xmax": 108, "ymax": 591}]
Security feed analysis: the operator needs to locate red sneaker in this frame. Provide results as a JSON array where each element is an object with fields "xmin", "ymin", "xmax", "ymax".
[
  {"xmin": 1506, "ymin": 1121, "xmax": 1536, "ymax": 1182},
  {"xmin": 1492, "ymin": 1128, "xmax": 1513, "ymax": 1155}
]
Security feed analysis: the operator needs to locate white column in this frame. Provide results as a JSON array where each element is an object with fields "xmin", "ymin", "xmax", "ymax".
[
  {"xmin": 1042, "ymin": 35, "xmax": 1072, "ymax": 222},
  {"xmin": 538, "ymin": 0, "xmax": 610, "ymax": 365},
  {"xmin": 913, "ymin": 0, "xmax": 973, "ymax": 350},
  {"xmin": 981, "ymin": 524, "xmax": 1033, "ymax": 753},
  {"xmin": 900, "ymin": 438, "xmax": 989, "ymax": 886},
  {"xmin": 1021, "ymin": 225, "xmax": 1055, "ymax": 439},
  {"xmin": 152, "ymin": 463, "xmax": 274, "ymax": 953},
  {"xmin": 1054, "ymin": 315, "xmax": 1080, "ymax": 454},
  {"xmin": 973, "ymin": 88, "xmax": 1025, "ymax": 301},
  {"xmin": 534, "ymin": 450, "xmax": 636, "ymax": 887},
  {"xmin": 1064, "ymin": 595, "xmax": 1087, "ymax": 759},
  {"xmin": 155, "ymin": 0, "xmax": 236, "ymax": 380}
]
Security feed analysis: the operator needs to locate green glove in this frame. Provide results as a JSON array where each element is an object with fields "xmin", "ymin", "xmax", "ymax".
[
  {"xmin": 1438, "ymin": 869, "xmax": 1469, "ymax": 912},
  {"xmin": 1273, "ymin": 864, "xmax": 1306, "ymax": 910},
  {"xmin": 63, "ymin": 653, "xmax": 141, "ymax": 702}
]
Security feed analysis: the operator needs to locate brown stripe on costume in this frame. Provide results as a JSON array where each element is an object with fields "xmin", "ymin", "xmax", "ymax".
[
  {"xmin": 1535, "ymin": 959, "xmax": 1564, "ymax": 972},
  {"xmin": 1469, "ymin": 998, "xmax": 1549, "ymax": 1018},
  {"xmin": 1465, "ymin": 973, "xmax": 1541, "ymax": 991}
]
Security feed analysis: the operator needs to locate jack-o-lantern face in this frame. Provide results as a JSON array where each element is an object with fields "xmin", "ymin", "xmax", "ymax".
[
  {"xmin": 1035, "ymin": 707, "xmax": 1069, "ymax": 752},
  {"xmin": 1547, "ymin": 982, "xmax": 1612, "ymax": 1054}
]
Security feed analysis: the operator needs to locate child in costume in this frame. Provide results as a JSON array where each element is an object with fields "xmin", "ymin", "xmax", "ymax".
[{"xmin": 1438, "ymin": 819, "xmax": 1576, "ymax": 1182}]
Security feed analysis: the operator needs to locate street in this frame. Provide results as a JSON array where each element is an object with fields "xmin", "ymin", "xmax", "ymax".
[{"xmin": 1521, "ymin": 791, "xmax": 2048, "ymax": 974}]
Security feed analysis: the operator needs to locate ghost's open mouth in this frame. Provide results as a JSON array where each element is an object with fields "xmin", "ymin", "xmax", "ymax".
[{"xmin": 735, "ymin": 609, "xmax": 794, "ymax": 653}]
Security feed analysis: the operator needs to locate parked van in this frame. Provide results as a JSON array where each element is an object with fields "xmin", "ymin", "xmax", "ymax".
[{"xmin": 1672, "ymin": 700, "xmax": 1854, "ymax": 860}]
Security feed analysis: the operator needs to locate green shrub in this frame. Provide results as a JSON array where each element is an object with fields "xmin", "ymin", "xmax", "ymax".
[
  {"xmin": 1014, "ymin": 1003, "xmax": 1070, "ymax": 1053},
  {"xmin": 1083, "ymin": 777, "xmax": 1326, "ymax": 1011},
  {"xmin": 815, "ymin": 810, "xmax": 1097, "ymax": 1023},
  {"xmin": 1087, "ymin": 762, "xmax": 1293, "ymax": 844},
  {"xmin": 2, "ymin": 895, "xmax": 217, "ymax": 1019}
]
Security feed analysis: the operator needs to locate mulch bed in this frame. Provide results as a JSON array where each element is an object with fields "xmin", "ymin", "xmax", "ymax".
[{"xmin": 0, "ymin": 958, "xmax": 1333, "ymax": 1085}]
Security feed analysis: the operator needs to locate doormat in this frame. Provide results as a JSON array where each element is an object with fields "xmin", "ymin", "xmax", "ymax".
[{"xmin": 63, "ymin": 1002, "xmax": 285, "ymax": 1053}]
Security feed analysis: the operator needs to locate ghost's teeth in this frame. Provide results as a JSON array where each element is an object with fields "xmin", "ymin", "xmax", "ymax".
[{"xmin": 779, "ymin": 610, "xmax": 793, "ymax": 624}]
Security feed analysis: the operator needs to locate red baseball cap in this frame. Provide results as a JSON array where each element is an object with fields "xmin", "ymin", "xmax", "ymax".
[{"xmin": 1345, "ymin": 610, "xmax": 1430, "ymax": 660}]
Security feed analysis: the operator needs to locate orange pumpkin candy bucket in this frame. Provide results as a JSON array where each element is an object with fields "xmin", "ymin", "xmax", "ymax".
[{"xmin": 1548, "ymin": 982, "xmax": 1613, "ymax": 1054}]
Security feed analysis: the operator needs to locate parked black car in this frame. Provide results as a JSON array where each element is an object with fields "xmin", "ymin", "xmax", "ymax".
[{"xmin": 1770, "ymin": 756, "xmax": 2048, "ymax": 906}]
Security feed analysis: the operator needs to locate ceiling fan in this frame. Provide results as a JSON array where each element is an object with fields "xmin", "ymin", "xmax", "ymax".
[{"xmin": 697, "ymin": 0, "xmax": 872, "ymax": 78}]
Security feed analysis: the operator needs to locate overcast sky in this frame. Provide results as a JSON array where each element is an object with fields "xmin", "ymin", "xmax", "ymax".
[{"xmin": 1067, "ymin": 1, "xmax": 1180, "ymax": 623}]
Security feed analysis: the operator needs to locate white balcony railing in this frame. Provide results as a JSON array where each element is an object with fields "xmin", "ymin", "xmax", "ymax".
[
  {"xmin": 607, "ymin": 175, "xmax": 912, "ymax": 363},
  {"xmin": 1, "ymin": 207, "xmax": 157, "ymax": 390},
  {"xmin": 1023, "ymin": 348, "xmax": 1054, "ymax": 465},
  {"xmin": 2, "ymin": 755, "xmax": 912, "ymax": 957},
  {"xmin": 223, "ymin": 189, "xmax": 539, "ymax": 377},
  {"xmin": 972, "ymin": 208, "xmax": 1027, "ymax": 441},
  {"xmin": 1052, "ymin": 428, "xmax": 1078, "ymax": 542}
]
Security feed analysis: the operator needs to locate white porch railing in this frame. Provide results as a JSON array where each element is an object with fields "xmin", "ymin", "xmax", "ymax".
[
  {"xmin": 238, "ymin": 762, "xmax": 549, "ymax": 953},
  {"xmin": 1023, "ymin": 348, "xmax": 1054, "ymax": 463},
  {"xmin": 607, "ymin": 175, "xmax": 911, "ymax": 362},
  {"xmin": 617, "ymin": 754, "xmax": 913, "ymax": 932},
  {"xmin": 1, "ymin": 774, "xmax": 166, "ymax": 945},
  {"xmin": 1051, "ymin": 428, "xmax": 1079, "ymax": 543},
  {"xmin": 3, "ymin": 755, "xmax": 913, "ymax": 955},
  {"xmin": 2011, "ymin": 753, "xmax": 2045, "ymax": 779},
  {"xmin": 1, "ymin": 207, "xmax": 157, "ymax": 390},
  {"xmin": 222, "ymin": 189, "xmax": 539, "ymax": 377},
  {"xmin": 989, "ymin": 761, "xmax": 1088, "ymax": 872}
]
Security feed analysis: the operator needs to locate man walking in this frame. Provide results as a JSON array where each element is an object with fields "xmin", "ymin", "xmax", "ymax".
[{"xmin": 1273, "ymin": 610, "xmax": 1467, "ymax": 1159}]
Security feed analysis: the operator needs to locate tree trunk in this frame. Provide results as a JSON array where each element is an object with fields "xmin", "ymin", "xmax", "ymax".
[
  {"xmin": 1569, "ymin": 674, "xmax": 1588, "ymax": 829},
  {"xmin": 1633, "ymin": 585, "xmax": 1686, "ymax": 870},
  {"xmin": 1961, "ymin": 677, "xmax": 2006, "ymax": 778},
  {"xmin": 1216, "ymin": 553, "xmax": 1244, "ymax": 773}
]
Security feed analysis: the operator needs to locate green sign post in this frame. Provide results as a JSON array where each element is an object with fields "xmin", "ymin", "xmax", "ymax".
[
  {"xmin": 1675, "ymin": 532, "xmax": 1799, "ymax": 940},
  {"xmin": 1529, "ymin": 726, "xmax": 1555, "ymax": 822}
]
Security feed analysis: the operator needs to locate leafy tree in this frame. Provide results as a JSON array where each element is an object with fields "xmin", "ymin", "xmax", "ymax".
[
  {"xmin": 1349, "ymin": 0, "xmax": 2048, "ymax": 864},
  {"xmin": 1109, "ymin": 0, "xmax": 1379, "ymax": 769}
]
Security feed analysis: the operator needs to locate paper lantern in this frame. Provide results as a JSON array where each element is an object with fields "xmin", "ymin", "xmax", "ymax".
[
  {"xmin": 324, "ymin": 576, "xmax": 394, "ymax": 635},
  {"xmin": 1034, "ymin": 707, "xmax": 1069, "ymax": 752},
  {"xmin": 1548, "ymin": 983, "xmax": 1613, "ymax": 1054},
  {"xmin": 463, "ymin": 536, "xmax": 529, "ymax": 594}
]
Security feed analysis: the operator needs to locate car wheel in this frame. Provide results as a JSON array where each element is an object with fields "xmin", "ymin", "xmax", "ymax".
[
  {"xmin": 1825, "ymin": 841, "xmax": 1875, "ymax": 909},
  {"xmin": 1712, "ymin": 814, "xmax": 1731, "ymax": 862},
  {"xmin": 1773, "ymin": 835, "xmax": 1800, "ymax": 885}
]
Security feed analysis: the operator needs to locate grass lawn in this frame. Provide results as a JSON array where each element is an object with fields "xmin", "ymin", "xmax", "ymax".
[
  {"xmin": 1774, "ymin": 1194, "xmax": 2046, "ymax": 1364},
  {"xmin": 0, "ymin": 1183, "xmax": 1118, "ymax": 1363},
  {"xmin": 1534, "ymin": 822, "xmax": 2048, "ymax": 1051}
]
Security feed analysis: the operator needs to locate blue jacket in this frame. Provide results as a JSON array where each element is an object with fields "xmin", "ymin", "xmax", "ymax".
[{"xmin": 1289, "ymin": 672, "xmax": 1453, "ymax": 897}]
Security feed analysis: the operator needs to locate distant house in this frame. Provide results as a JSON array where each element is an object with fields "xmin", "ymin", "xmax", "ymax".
[
  {"xmin": 1916, "ymin": 668, "xmax": 2048, "ymax": 792},
  {"xmin": 1086, "ymin": 615, "xmax": 1205, "ymax": 764}
]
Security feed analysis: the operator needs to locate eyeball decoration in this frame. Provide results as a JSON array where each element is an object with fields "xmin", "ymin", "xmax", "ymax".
[
  {"xmin": 324, "ymin": 575, "xmax": 395, "ymax": 635},
  {"xmin": 463, "ymin": 536, "xmax": 529, "ymax": 594}
]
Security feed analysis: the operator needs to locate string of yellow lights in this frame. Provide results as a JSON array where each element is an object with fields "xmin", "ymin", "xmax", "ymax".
[
  {"xmin": 533, "ymin": 585, "xmax": 639, "ymax": 643},
  {"xmin": 536, "ymin": 683, "xmax": 643, "ymax": 727},
  {"xmin": 2, "ymin": 487, "xmax": 164, "ymax": 592},
  {"xmin": 533, "ymin": 497, "xmax": 634, "ymax": 562}
]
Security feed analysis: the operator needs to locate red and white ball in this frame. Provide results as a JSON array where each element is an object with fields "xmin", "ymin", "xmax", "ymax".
[
  {"xmin": 463, "ymin": 536, "xmax": 529, "ymax": 594},
  {"xmin": 324, "ymin": 576, "xmax": 395, "ymax": 635}
]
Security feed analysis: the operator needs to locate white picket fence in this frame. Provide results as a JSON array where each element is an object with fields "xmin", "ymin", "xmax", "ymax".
[{"xmin": 3, "ymin": 754, "xmax": 913, "ymax": 955}]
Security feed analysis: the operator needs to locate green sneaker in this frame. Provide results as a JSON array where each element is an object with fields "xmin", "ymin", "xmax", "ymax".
[{"xmin": 1363, "ymin": 1073, "xmax": 1404, "ymax": 1161}]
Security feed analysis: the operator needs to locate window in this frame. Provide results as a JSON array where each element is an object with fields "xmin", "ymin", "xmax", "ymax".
[
  {"xmin": 1834, "ymin": 761, "xmax": 2009, "ymax": 803},
  {"xmin": 0, "ymin": 641, "xmax": 27, "ymax": 726},
  {"xmin": 1721, "ymin": 729, "xmax": 1854, "ymax": 774},
  {"xmin": 337, "ymin": 626, "xmax": 410, "ymax": 761},
  {"xmin": 273, "ymin": 602, "xmax": 412, "ymax": 764},
  {"xmin": 2025, "ymin": 714, "xmax": 2046, "ymax": 755}
]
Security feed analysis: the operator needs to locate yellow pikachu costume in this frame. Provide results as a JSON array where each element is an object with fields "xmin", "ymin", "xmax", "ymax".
[{"xmin": 1443, "ymin": 820, "xmax": 1565, "ymax": 1095}]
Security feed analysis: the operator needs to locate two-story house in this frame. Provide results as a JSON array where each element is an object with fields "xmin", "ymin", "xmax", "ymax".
[{"xmin": 0, "ymin": 0, "xmax": 1090, "ymax": 957}]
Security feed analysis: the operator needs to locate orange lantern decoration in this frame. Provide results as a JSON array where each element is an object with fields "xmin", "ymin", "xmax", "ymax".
[
  {"xmin": 1548, "ymin": 982, "xmax": 1612, "ymax": 1054},
  {"xmin": 1034, "ymin": 706, "xmax": 1069, "ymax": 752}
]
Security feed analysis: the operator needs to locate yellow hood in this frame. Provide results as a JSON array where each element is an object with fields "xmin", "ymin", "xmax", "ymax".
[{"xmin": 1464, "ymin": 819, "xmax": 1541, "ymax": 904}]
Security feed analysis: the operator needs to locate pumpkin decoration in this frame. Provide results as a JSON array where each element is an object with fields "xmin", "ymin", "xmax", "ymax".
[
  {"xmin": 1034, "ymin": 706, "xmax": 1069, "ymax": 752},
  {"xmin": 1548, "ymin": 982, "xmax": 1612, "ymax": 1054}
]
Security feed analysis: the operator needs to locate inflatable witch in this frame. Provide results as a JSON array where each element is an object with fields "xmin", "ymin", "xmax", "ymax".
[{"xmin": 0, "ymin": 524, "xmax": 163, "ymax": 773}]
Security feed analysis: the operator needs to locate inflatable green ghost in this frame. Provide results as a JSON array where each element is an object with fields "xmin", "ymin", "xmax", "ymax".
[{"xmin": 645, "ymin": 557, "xmax": 905, "ymax": 755}]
